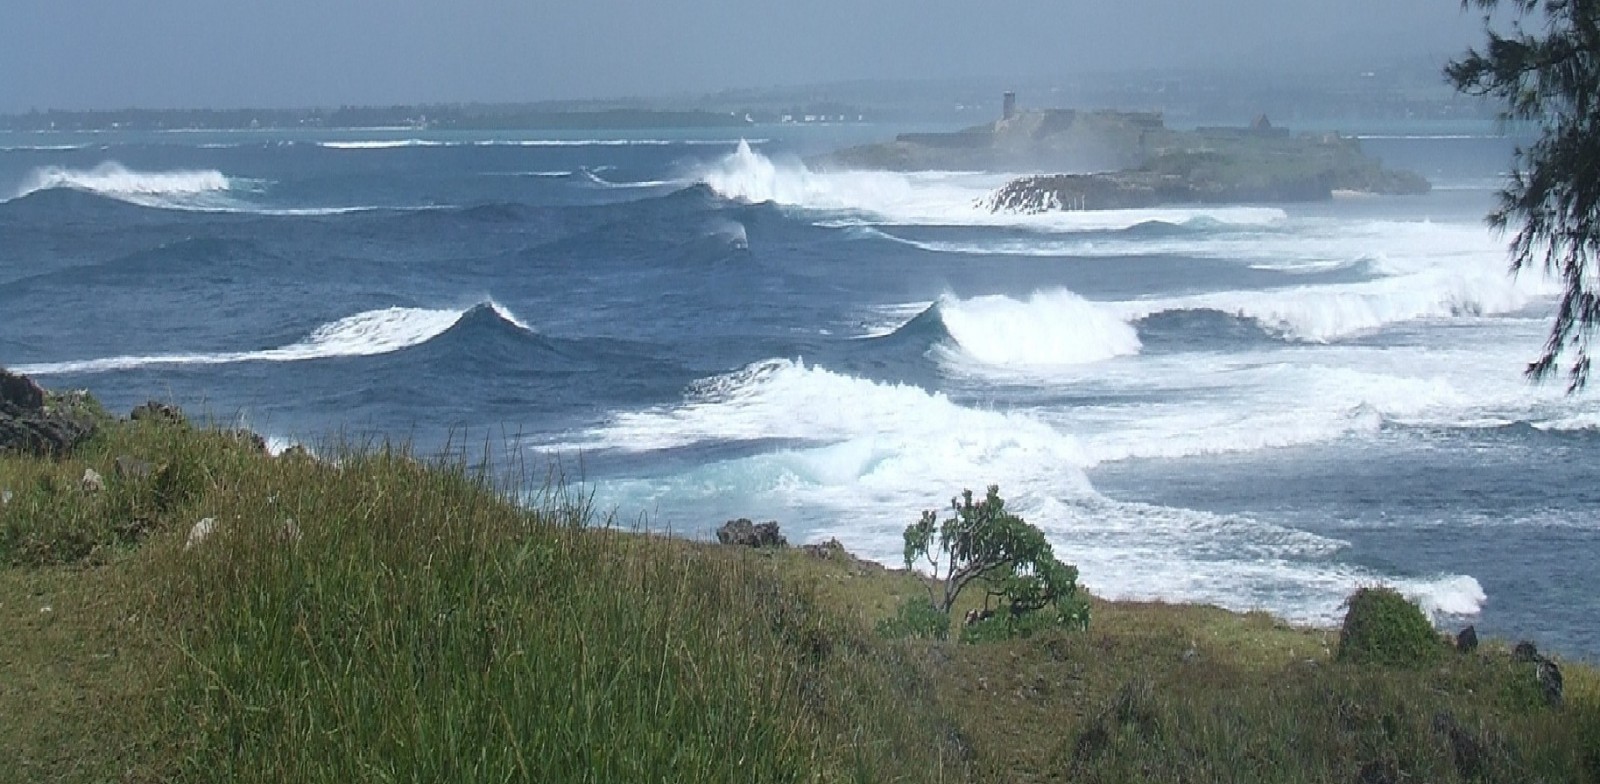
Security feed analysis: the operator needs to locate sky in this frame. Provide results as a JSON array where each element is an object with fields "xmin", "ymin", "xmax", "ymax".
[{"xmin": 0, "ymin": 1, "xmax": 1503, "ymax": 112}]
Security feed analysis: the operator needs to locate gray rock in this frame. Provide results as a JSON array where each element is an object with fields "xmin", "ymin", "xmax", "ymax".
[
  {"xmin": 227, "ymin": 429, "xmax": 268, "ymax": 454},
  {"xmin": 0, "ymin": 369, "xmax": 45, "ymax": 411},
  {"xmin": 1512, "ymin": 640, "xmax": 1540, "ymax": 663},
  {"xmin": 716, "ymin": 518, "xmax": 787, "ymax": 549},
  {"xmin": 1456, "ymin": 625, "xmax": 1479, "ymax": 654},
  {"xmin": 0, "ymin": 368, "xmax": 97, "ymax": 456},
  {"xmin": 1537, "ymin": 657, "xmax": 1564, "ymax": 708},
  {"xmin": 129, "ymin": 401, "xmax": 185, "ymax": 426},
  {"xmin": 800, "ymin": 538, "xmax": 848, "ymax": 559}
]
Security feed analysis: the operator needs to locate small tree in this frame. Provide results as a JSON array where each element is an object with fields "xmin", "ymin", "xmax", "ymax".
[
  {"xmin": 1448, "ymin": 0, "xmax": 1600, "ymax": 389},
  {"xmin": 902, "ymin": 485, "xmax": 1089, "ymax": 636}
]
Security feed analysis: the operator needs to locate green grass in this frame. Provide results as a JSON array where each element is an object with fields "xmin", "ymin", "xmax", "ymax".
[{"xmin": 2, "ymin": 407, "xmax": 1598, "ymax": 783}]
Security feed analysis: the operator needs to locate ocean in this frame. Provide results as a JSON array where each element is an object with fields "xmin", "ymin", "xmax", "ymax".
[{"xmin": 2, "ymin": 122, "xmax": 1594, "ymax": 659}]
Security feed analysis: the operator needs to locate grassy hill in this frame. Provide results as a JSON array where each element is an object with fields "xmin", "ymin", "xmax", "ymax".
[{"xmin": 2, "ymin": 387, "xmax": 1596, "ymax": 783}]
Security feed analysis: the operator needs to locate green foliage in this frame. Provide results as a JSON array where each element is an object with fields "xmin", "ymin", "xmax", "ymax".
[
  {"xmin": 875, "ymin": 595, "xmax": 951, "ymax": 640},
  {"xmin": 1449, "ymin": 0, "xmax": 1600, "ymax": 389},
  {"xmin": 903, "ymin": 484, "xmax": 1088, "ymax": 640},
  {"xmin": 1336, "ymin": 586, "xmax": 1445, "ymax": 668}
]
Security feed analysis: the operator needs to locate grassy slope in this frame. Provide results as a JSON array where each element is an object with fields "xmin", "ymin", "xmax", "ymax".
[{"xmin": 2, "ymin": 415, "xmax": 1597, "ymax": 783}]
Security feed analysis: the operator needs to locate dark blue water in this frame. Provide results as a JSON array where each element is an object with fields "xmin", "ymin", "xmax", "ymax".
[{"xmin": 3, "ymin": 125, "xmax": 1595, "ymax": 659}]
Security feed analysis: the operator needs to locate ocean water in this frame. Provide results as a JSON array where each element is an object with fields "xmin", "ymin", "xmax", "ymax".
[{"xmin": 3, "ymin": 124, "xmax": 1595, "ymax": 658}]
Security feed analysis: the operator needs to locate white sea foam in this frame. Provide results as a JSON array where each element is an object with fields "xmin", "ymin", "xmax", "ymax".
[
  {"xmin": 1533, "ymin": 411, "xmax": 1600, "ymax": 431},
  {"xmin": 14, "ymin": 300, "xmax": 532, "ymax": 376},
  {"xmin": 7, "ymin": 162, "xmax": 236, "ymax": 209},
  {"xmin": 566, "ymin": 357, "xmax": 1485, "ymax": 625},
  {"xmin": 1111, "ymin": 267, "xmax": 1552, "ymax": 343},
  {"xmin": 865, "ymin": 218, "xmax": 1501, "ymax": 275},
  {"xmin": 319, "ymin": 139, "xmax": 447, "ymax": 150},
  {"xmin": 0, "ymin": 143, "xmax": 89, "ymax": 152},
  {"xmin": 697, "ymin": 141, "xmax": 1285, "ymax": 232},
  {"xmin": 935, "ymin": 290, "xmax": 1142, "ymax": 367}
]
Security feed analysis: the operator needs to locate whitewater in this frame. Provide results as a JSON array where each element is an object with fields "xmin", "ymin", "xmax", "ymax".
[{"xmin": 2, "ymin": 124, "xmax": 1595, "ymax": 656}]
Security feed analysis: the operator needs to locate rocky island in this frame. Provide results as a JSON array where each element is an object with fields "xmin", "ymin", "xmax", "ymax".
[{"xmin": 817, "ymin": 97, "xmax": 1429, "ymax": 212}]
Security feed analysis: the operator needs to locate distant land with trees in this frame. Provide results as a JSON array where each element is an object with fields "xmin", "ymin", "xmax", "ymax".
[{"xmin": 0, "ymin": 61, "xmax": 1496, "ymax": 133}]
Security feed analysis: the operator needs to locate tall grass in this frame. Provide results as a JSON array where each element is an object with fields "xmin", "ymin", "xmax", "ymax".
[{"xmin": 90, "ymin": 439, "xmax": 954, "ymax": 783}]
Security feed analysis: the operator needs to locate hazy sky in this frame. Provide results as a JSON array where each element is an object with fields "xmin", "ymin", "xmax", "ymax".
[{"xmin": 2, "ymin": 1, "xmax": 1499, "ymax": 111}]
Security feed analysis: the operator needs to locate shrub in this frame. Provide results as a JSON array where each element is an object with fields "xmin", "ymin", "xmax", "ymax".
[
  {"xmin": 1336, "ymin": 586, "xmax": 1443, "ymax": 667},
  {"xmin": 902, "ymin": 485, "xmax": 1089, "ymax": 640},
  {"xmin": 876, "ymin": 596, "xmax": 951, "ymax": 641}
]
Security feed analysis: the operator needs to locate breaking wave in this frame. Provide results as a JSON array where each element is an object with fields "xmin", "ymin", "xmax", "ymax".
[
  {"xmin": 7, "ymin": 162, "xmax": 237, "ymax": 210},
  {"xmin": 15, "ymin": 301, "xmax": 534, "ymax": 376},
  {"xmin": 696, "ymin": 141, "xmax": 1285, "ymax": 232}
]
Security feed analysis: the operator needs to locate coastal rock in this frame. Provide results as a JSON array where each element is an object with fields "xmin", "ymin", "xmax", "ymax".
[
  {"xmin": 0, "ymin": 369, "xmax": 46, "ymax": 411},
  {"xmin": 1537, "ymin": 657, "xmax": 1564, "ymax": 708},
  {"xmin": 81, "ymin": 468, "xmax": 104, "ymax": 494},
  {"xmin": 130, "ymin": 401, "xmax": 186, "ymax": 426},
  {"xmin": 801, "ymin": 538, "xmax": 848, "ymax": 559},
  {"xmin": 227, "ymin": 429, "xmax": 268, "ymax": 454},
  {"xmin": 1456, "ymin": 625, "xmax": 1479, "ymax": 654},
  {"xmin": 1512, "ymin": 640, "xmax": 1540, "ymax": 663},
  {"xmin": 716, "ymin": 518, "xmax": 787, "ymax": 549},
  {"xmin": 0, "ymin": 368, "xmax": 98, "ymax": 457},
  {"xmin": 279, "ymin": 444, "xmax": 314, "ymax": 461},
  {"xmin": 817, "ymin": 105, "xmax": 1429, "ymax": 211}
]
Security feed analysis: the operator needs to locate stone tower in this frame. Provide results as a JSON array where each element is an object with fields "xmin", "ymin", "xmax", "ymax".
[{"xmin": 1002, "ymin": 91, "xmax": 1017, "ymax": 121}]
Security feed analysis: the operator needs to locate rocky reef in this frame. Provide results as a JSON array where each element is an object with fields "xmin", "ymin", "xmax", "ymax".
[{"xmin": 817, "ymin": 108, "xmax": 1429, "ymax": 211}]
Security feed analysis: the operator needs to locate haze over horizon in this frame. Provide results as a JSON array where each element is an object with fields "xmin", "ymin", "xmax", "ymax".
[{"xmin": 3, "ymin": 1, "xmax": 1499, "ymax": 112}]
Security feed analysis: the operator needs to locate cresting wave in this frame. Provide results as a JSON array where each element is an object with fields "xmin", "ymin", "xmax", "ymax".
[
  {"xmin": 7, "ymin": 162, "xmax": 234, "ymax": 209},
  {"xmin": 14, "ymin": 301, "xmax": 533, "ymax": 376},
  {"xmin": 898, "ymin": 291, "xmax": 1143, "ymax": 367},
  {"xmin": 570, "ymin": 357, "xmax": 1486, "ymax": 625},
  {"xmin": 696, "ymin": 141, "xmax": 1287, "ymax": 231}
]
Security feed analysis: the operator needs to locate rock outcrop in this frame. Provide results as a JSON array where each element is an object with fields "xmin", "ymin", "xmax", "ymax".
[
  {"xmin": 716, "ymin": 518, "xmax": 788, "ymax": 549},
  {"xmin": 0, "ymin": 368, "xmax": 99, "ymax": 457},
  {"xmin": 815, "ymin": 107, "xmax": 1428, "ymax": 210},
  {"xmin": 816, "ymin": 109, "xmax": 1161, "ymax": 173}
]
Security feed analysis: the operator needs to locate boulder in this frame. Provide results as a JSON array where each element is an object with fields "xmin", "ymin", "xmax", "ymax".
[
  {"xmin": 1537, "ymin": 658, "xmax": 1564, "ymax": 708},
  {"xmin": 1512, "ymin": 640, "xmax": 1540, "ymax": 663},
  {"xmin": 801, "ymin": 538, "xmax": 848, "ymax": 559},
  {"xmin": 716, "ymin": 518, "xmax": 787, "ymax": 549},
  {"xmin": 129, "ymin": 401, "xmax": 186, "ymax": 426},
  {"xmin": 1456, "ymin": 625, "xmax": 1479, "ymax": 654},
  {"xmin": 0, "ymin": 369, "xmax": 45, "ymax": 411},
  {"xmin": 280, "ymin": 444, "xmax": 313, "ymax": 461},
  {"xmin": 0, "ymin": 368, "xmax": 97, "ymax": 456}
]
